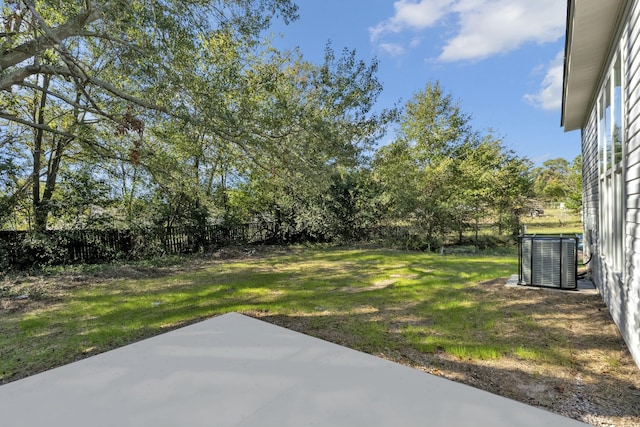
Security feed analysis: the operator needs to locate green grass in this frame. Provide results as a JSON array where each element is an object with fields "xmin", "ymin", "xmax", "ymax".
[{"xmin": 0, "ymin": 247, "xmax": 577, "ymax": 383}]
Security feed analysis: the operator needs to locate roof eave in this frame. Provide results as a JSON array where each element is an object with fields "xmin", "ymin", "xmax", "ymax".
[{"xmin": 561, "ymin": 0, "xmax": 625, "ymax": 132}]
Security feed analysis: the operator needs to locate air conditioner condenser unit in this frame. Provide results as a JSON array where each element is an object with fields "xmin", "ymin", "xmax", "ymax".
[{"xmin": 518, "ymin": 234, "xmax": 578, "ymax": 290}]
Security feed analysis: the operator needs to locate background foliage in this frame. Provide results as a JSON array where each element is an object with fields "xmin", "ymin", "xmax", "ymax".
[{"xmin": 1, "ymin": 1, "xmax": 581, "ymax": 267}]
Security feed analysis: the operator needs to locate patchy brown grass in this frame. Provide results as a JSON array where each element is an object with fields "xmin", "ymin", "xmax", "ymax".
[
  {"xmin": 1, "ymin": 247, "xmax": 638, "ymax": 426},
  {"xmin": 252, "ymin": 279, "xmax": 640, "ymax": 427}
]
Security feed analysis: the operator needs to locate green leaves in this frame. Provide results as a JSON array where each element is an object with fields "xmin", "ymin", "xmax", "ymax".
[
  {"xmin": 532, "ymin": 156, "xmax": 581, "ymax": 207},
  {"xmin": 400, "ymin": 81, "xmax": 472, "ymax": 161},
  {"xmin": 0, "ymin": 0, "xmax": 305, "ymax": 230},
  {"xmin": 373, "ymin": 81, "xmax": 533, "ymax": 241}
]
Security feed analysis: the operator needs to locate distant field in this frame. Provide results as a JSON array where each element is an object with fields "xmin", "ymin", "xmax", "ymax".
[{"xmin": 521, "ymin": 208, "xmax": 583, "ymax": 235}]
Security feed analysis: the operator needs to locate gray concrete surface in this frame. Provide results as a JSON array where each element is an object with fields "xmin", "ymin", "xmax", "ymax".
[
  {"xmin": 505, "ymin": 274, "xmax": 598, "ymax": 294},
  {"xmin": 0, "ymin": 312, "xmax": 588, "ymax": 426}
]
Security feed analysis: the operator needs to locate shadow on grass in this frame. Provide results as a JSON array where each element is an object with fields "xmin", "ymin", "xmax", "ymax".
[
  {"xmin": 255, "ymin": 300, "xmax": 640, "ymax": 421},
  {"xmin": 1, "ymin": 247, "xmax": 638, "ymax": 423}
]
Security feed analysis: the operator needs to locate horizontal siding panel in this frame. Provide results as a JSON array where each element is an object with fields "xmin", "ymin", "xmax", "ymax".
[
  {"xmin": 628, "ymin": 64, "xmax": 640, "ymax": 100},
  {"xmin": 629, "ymin": 3, "xmax": 640, "ymax": 84},
  {"xmin": 583, "ymin": 118, "xmax": 599, "ymax": 220},
  {"xmin": 627, "ymin": 2, "xmax": 640, "ymax": 156},
  {"xmin": 583, "ymin": 110, "xmax": 600, "ymax": 234},
  {"xmin": 628, "ymin": 54, "xmax": 640, "ymax": 92},
  {"xmin": 628, "ymin": 145, "xmax": 640, "ymax": 169},
  {"xmin": 628, "ymin": 193, "xmax": 640, "ymax": 209},
  {"xmin": 621, "ymin": 4, "xmax": 636, "ymax": 266},
  {"xmin": 632, "ymin": 0, "xmax": 640, "ymax": 22},
  {"xmin": 628, "ymin": 176, "xmax": 640, "ymax": 196},
  {"xmin": 627, "ymin": 162, "xmax": 640, "ymax": 180},
  {"xmin": 602, "ymin": 0, "xmax": 640, "ymax": 370},
  {"xmin": 628, "ymin": 19, "xmax": 640, "ymax": 143},
  {"xmin": 630, "ymin": 0, "xmax": 640, "ymax": 43},
  {"xmin": 628, "ymin": 121, "xmax": 640, "ymax": 145},
  {"xmin": 627, "ymin": 76, "xmax": 640, "ymax": 140},
  {"xmin": 626, "ymin": 222, "xmax": 640, "ymax": 242},
  {"xmin": 626, "ymin": 100, "xmax": 640, "ymax": 139},
  {"xmin": 625, "ymin": 160, "xmax": 640, "ymax": 182},
  {"xmin": 628, "ymin": 51, "xmax": 640, "ymax": 93},
  {"xmin": 630, "ymin": 255, "xmax": 640, "ymax": 281}
]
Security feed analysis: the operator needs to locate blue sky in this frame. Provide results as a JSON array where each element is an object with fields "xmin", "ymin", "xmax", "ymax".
[{"xmin": 270, "ymin": 0, "xmax": 581, "ymax": 165}]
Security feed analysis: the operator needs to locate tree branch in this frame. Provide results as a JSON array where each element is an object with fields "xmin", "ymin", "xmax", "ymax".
[
  {"xmin": 19, "ymin": 81, "xmax": 121, "ymax": 124},
  {"xmin": 0, "ymin": 112, "xmax": 76, "ymax": 138},
  {"xmin": 0, "ymin": 1, "xmax": 102, "ymax": 71},
  {"xmin": 84, "ymin": 74, "xmax": 175, "ymax": 116},
  {"xmin": 0, "ymin": 64, "xmax": 73, "ymax": 90}
]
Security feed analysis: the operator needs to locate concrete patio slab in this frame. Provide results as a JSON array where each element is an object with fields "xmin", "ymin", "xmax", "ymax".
[
  {"xmin": 505, "ymin": 274, "xmax": 598, "ymax": 294},
  {"xmin": 0, "ymin": 312, "xmax": 588, "ymax": 426}
]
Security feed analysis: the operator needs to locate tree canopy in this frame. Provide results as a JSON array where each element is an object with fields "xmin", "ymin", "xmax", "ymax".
[
  {"xmin": 1, "ymin": 3, "xmax": 579, "ymax": 257},
  {"xmin": 531, "ymin": 156, "xmax": 582, "ymax": 211},
  {"xmin": 373, "ymin": 82, "xmax": 533, "ymax": 244},
  {"xmin": 1, "ymin": 1, "xmax": 396, "ymax": 232}
]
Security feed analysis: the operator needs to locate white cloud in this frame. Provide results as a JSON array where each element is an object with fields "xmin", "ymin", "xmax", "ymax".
[
  {"xmin": 439, "ymin": 0, "xmax": 566, "ymax": 62},
  {"xmin": 379, "ymin": 43, "xmax": 406, "ymax": 57},
  {"xmin": 409, "ymin": 37, "xmax": 422, "ymax": 48},
  {"xmin": 370, "ymin": 0, "xmax": 565, "ymax": 62},
  {"xmin": 524, "ymin": 50, "xmax": 564, "ymax": 111},
  {"xmin": 392, "ymin": 0, "xmax": 451, "ymax": 29},
  {"xmin": 369, "ymin": 0, "xmax": 450, "ymax": 43}
]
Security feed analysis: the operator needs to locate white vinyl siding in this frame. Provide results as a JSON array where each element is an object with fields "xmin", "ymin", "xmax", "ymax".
[
  {"xmin": 627, "ymin": 1, "xmax": 640, "ymax": 294},
  {"xmin": 579, "ymin": 0, "xmax": 640, "ymax": 368}
]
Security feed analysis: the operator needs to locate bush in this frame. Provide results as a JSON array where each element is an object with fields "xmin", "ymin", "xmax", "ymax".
[{"xmin": 15, "ymin": 233, "xmax": 69, "ymax": 269}]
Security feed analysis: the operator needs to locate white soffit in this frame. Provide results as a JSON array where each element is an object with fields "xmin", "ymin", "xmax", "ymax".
[{"xmin": 562, "ymin": 0, "xmax": 625, "ymax": 131}]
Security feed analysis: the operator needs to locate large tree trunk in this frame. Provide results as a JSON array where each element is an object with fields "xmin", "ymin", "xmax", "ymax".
[
  {"xmin": 32, "ymin": 75, "xmax": 50, "ymax": 232},
  {"xmin": 41, "ymin": 135, "xmax": 71, "ymax": 219},
  {"xmin": 31, "ymin": 76, "xmax": 73, "ymax": 232}
]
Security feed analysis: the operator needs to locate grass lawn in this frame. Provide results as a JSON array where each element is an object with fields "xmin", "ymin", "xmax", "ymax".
[
  {"xmin": 1, "ymin": 246, "xmax": 639, "ymax": 425},
  {"xmin": 522, "ymin": 208, "xmax": 583, "ymax": 235},
  {"xmin": 0, "ymin": 247, "xmax": 517, "ymax": 376}
]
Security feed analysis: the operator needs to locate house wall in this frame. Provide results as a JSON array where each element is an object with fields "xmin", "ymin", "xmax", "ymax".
[
  {"xmin": 582, "ymin": 0, "xmax": 640, "ymax": 368},
  {"xmin": 627, "ymin": 0, "xmax": 640, "ymax": 367}
]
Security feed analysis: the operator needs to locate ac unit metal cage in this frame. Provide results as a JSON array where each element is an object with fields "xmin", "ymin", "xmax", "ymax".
[{"xmin": 518, "ymin": 234, "xmax": 578, "ymax": 290}]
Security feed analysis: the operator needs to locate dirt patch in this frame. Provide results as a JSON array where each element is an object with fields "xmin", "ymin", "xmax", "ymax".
[
  {"xmin": 341, "ymin": 278, "xmax": 396, "ymax": 293},
  {"xmin": 0, "ymin": 246, "xmax": 267, "ymax": 313}
]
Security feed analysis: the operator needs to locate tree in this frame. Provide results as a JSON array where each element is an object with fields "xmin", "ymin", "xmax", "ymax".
[
  {"xmin": 373, "ymin": 81, "xmax": 533, "ymax": 244},
  {"xmin": 491, "ymin": 152, "xmax": 533, "ymax": 236},
  {"xmin": 1, "ymin": 1, "xmax": 299, "ymax": 103},
  {"xmin": 326, "ymin": 166, "xmax": 384, "ymax": 241},
  {"xmin": 1, "ymin": 0, "xmax": 300, "ymax": 230},
  {"xmin": 49, "ymin": 167, "xmax": 113, "ymax": 229},
  {"xmin": 532, "ymin": 158, "xmax": 572, "ymax": 203},
  {"xmin": 373, "ymin": 81, "xmax": 476, "ymax": 244},
  {"xmin": 2, "ymin": 1, "xmax": 400, "ymax": 237},
  {"xmin": 566, "ymin": 155, "xmax": 582, "ymax": 212},
  {"xmin": 201, "ymin": 43, "xmax": 393, "ymax": 241}
]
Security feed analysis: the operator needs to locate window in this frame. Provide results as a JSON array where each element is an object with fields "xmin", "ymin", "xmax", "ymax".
[
  {"xmin": 598, "ymin": 51, "xmax": 625, "ymax": 275},
  {"xmin": 599, "ymin": 92, "xmax": 607, "ymax": 174},
  {"xmin": 614, "ymin": 58, "xmax": 623, "ymax": 166}
]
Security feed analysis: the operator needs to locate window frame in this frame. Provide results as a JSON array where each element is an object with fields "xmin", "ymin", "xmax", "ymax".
[{"xmin": 597, "ymin": 46, "xmax": 626, "ymax": 277}]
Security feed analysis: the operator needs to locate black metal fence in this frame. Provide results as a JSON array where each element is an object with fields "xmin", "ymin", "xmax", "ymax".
[
  {"xmin": 0, "ymin": 223, "xmax": 481, "ymax": 270},
  {"xmin": 0, "ymin": 223, "xmax": 280, "ymax": 269}
]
